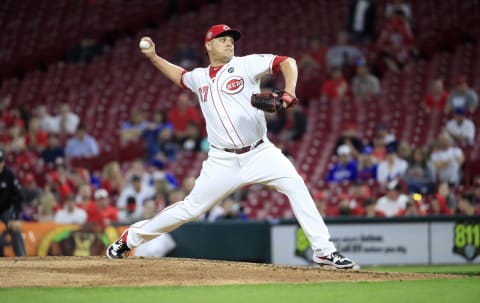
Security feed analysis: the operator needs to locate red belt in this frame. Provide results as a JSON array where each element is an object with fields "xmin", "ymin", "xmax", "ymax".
[{"xmin": 214, "ymin": 139, "xmax": 264, "ymax": 154}]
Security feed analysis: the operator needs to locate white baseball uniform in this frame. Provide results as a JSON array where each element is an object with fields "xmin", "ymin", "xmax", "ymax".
[{"xmin": 125, "ymin": 54, "xmax": 337, "ymax": 257}]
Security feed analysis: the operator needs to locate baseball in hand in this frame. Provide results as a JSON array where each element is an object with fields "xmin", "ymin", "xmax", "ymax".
[{"xmin": 139, "ymin": 39, "xmax": 151, "ymax": 49}]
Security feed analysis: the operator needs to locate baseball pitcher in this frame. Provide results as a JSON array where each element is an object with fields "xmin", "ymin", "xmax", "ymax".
[{"xmin": 107, "ymin": 24, "xmax": 355, "ymax": 269}]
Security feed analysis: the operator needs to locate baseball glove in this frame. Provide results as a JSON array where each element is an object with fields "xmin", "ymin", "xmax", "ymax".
[{"xmin": 251, "ymin": 90, "xmax": 298, "ymax": 113}]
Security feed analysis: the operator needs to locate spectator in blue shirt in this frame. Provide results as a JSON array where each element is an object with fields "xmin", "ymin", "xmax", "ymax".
[
  {"xmin": 357, "ymin": 146, "xmax": 378, "ymax": 182},
  {"xmin": 326, "ymin": 145, "xmax": 358, "ymax": 183},
  {"xmin": 65, "ymin": 124, "xmax": 99, "ymax": 158}
]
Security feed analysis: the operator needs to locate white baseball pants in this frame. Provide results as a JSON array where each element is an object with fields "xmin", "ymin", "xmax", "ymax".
[{"xmin": 126, "ymin": 139, "xmax": 337, "ymax": 256}]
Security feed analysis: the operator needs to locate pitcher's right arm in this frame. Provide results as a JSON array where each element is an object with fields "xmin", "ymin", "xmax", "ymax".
[{"xmin": 140, "ymin": 37, "xmax": 185, "ymax": 87}]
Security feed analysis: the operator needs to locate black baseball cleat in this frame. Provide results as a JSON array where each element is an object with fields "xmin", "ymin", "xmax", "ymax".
[
  {"xmin": 313, "ymin": 251, "xmax": 355, "ymax": 269},
  {"xmin": 106, "ymin": 230, "xmax": 131, "ymax": 259}
]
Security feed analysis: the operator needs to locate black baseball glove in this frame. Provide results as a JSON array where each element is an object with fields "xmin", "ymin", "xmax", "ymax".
[{"xmin": 251, "ymin": 90, "xmax": 298, "ymax": 113}]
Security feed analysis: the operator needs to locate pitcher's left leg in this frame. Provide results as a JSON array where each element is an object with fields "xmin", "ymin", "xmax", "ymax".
[{"xmin": 243, "ymin": 143, "xmax": 336, "ymax": 256}]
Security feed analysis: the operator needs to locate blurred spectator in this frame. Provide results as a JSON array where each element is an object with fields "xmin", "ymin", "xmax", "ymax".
[
  {"xmin": 371, "ymin": 133, "xmax": 387, "ymax": 161},
  {"xmin": 375, "ymin": 180, "xmax": 409, "ymax": 217},
  {"xmin": 207, "ymin": 197, "xmax": 247, "ymax": 221},
  {"xmin": 65, "ymin": 124, "xmax": 99, "ymax": 158},
  {"xmin": 348, "ymin": 0, "xmax": 377, "ymax": 43},
  {"xmin": 357, "ymin": 146, "xmax": 378, "ymax": 181},
  {"xmin": 66, "ymin": 34, "xmax": 103, "ymax": 63},
  {"xmin": 429, "ymin": 132, "xmax": 465, "ymax": 185},
  {"xmin": 181, "ymin": 176, "xmax": 196, "ymax": 195},
  {"xmin": 403, "ymin": 198, "xmax": 425, "ymax": 216},
  {"xmin": 385, "ymin": 0, "xmax": 412, "ymax": 27},
  {"xmin": 424, "ymin": 79, "xmax": 449, "ymax": 113},
  {"xmin": 143, "ymin": 110, "xmax": 175, "ymax": 161},
  {"xmin": 123, "ymin": 159, "xmax": 148, "ymax": 185},
  {"xmin": 54, "ymin": 195, "xmax": 87, "ymax": 225},
  {"xmin": 445, "ymin": 107, "xmax": 475, "ymax": 145},
  {"xmin": 397, "ymin": 141, "xmax": 412, "ymax": 160},
  {"xmin": 120, "ymin": 108, "xmax": 148, "ymax": 144},
  {"xmin": 326, "ymin": 145, "xmax": 358, "ymax": 183},
  {"xmin": 405, "ymin": 147, "xmax": 434, "ymax": 194},
  {"xmin": 321, "ymin": 68, "xmax": 349, "ymax": 101},
  {"xmin": 313, "ymin": 190, "xmax": 336, "ymax": 217},
  {"xmin": 334, "ymin": 122, "xmax": 364, "ymax": 156},
  {"xmin": 72, "ymin": 167, "xmax": 91, "ymax": 188},
  {"xmin": 75, "ymin": 183, "xmax": 94, "ymax": 208},
  {"xmin": 45, "ymin": 157, "xmax": 75, "ymax": 202},
  {"xmin": 117, "ymin": 174, "xmax": 155, "ymax": 223},
  {"xmin": 20, "ymin": 173, "xmax": 41, "ymax": 221},
  {"xmin": 326, "ymin": 32, "xmax": 363, "ymax": 69},
  {"xmin": 147, "ymin": 159, "xmax": 179, "ymax": 193},
  {"xmin": 100, "ymin": 161, "xmax": 125, "ymax": 197},
  {"xmin": 35, "ymin": 105, "xmax": 57, "ymax": 133},
  {"xmin": 153, "ymin": 126, "xmax": 179, "ymax": 161},
  {"xmin": 270, "ymin": 106, "xmax": 308, "ymax": 142},
  {"xmin": 25, "ymin": 117, "xmax": 49, "ymax": 152},
  {"xmin": 376, "ymin": 142, "xmax": 408, "ymax": 185},
  {"xmin": 428, "ymin": 132, "xmax": 464, "ymax": 185},
  {"xmin": 40, "ymin": 134, "xmax": 65, "ymax": 165},
  {"xmin": 84, "ymin": 188, "xmax": 118, "ymax": 227},
  {"xmin": 445, "ymin": 77, "xmax": 478, "ymax": 113},
  {"xmin": 52, "ymin": 104, "xmax": 80, "ymax": 135},
  {"xmin": 298, "ymin": 38, "xmax": 327, "ymax": 70},
  {"xmin": 363, "ymin": 199, "xmax": 377, "ymax": 217},
  {"xmin": 172, "ymin": 41, "xmax": 201, "ymax": 69},
  {"xmin": 36, "ymin": 189, "xmax": 58, "ymax": 222},
  {"xmin": 180, "ymin": 121, "xmax": 207, "ymax": 152},
  {"xmin": 457, "ymin": 192, "xmax": 480, "ymax": 215},
  {"xmin": 168, "ymin": 93, "xmax": 202, "ymax": 142},
  {"xmin": 0, "ymin": 95, "xmax": 14, "ymax": 130},
  {"xmin": 351, "ymin": 61, "xmax": 381, "ymax": 99},
  {"xmin": 347, "ymin": 182, "xmax": 371, "ymax": 216},
  {"xmin": 2, "ymin": 119, "xmax": 26, "ymax": 153},
  {"xmin": 167, "ymin": 188, "xmax": 186, "ymax": 204},
  {"xmin": 375, "ymin": 122, "xmax": 397, "ymax": 145},
  {"xmin": 376, "ymin": 9, "xmax": 415, "ymax": 72},
  {"xmin": 428, "ymin": 182, "xmax": 456, "ymax": 215},
  {"xmin": 141, "ymin": 199, "xmax": 158, "ymax": 220}
]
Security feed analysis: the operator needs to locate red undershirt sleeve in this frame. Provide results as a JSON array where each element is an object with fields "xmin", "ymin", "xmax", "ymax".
[
  {"xmin": 179, "ymin": 70, "xmax": 188, "ymax": 89},
  {"xmin": 272, "ymin": 56, "xmax": 288, "ymax": 74}
]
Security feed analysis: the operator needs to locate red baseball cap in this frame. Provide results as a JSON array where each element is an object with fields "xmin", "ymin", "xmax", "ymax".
[{"xmin": 205, "ymin": 24, "xmax": 241, "ymax": 43}]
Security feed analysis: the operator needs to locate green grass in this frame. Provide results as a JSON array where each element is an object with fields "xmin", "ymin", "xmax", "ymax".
[
  {"xmin": 364, "ymin": 264, "xmax": 480, "ymax": 275},
  {"xmin": 1, "ymin": 279, "xmax": 479, "ymax": 303}
]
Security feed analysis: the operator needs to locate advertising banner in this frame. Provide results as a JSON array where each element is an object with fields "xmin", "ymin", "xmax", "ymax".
[
  {"xmin": 0, "ymin": 222, "xmax": 125, "ymax": 257},
  {"xmin": 272, "ymin": 221, "xmax": 480, "ymax": 265}
]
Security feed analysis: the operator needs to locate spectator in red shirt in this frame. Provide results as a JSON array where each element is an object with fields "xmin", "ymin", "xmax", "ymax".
[
  {"xmin": 321, "ymin": 68, "xmax": 349, "ymax": 101},
  {"xmin": 100, "ymin": 161, "xmax": 125, "ymax": 198},
  {"xmin": 85, "ymin": 188, "xmax": 118, "ymax": 227},
  {"xmin": 313, "ymin": 190, "xmax": 338, "ymax": 217},
  {"xmin": 25, "ymin": 117, "xmax": 49, "ymax": 152},
  {"xmin": 428, "ymin": 182, "xmax": 456, "ymax": 215},
  {"xmin": 298, "ymin": 38, "xmax": 327, "ymax": 70},
  {"xmin": 167, "ymin": 93, "xmax": 202, "ymax": 142},
  {"xmin": 376, "ymin": 9, "xmax": 415, "ymax": 72},
  {"xmin": 424, "ymin": 79, "xmax": 449, "ymax": 113}
]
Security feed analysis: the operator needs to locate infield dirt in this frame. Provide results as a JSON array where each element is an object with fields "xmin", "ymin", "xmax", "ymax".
[{"xmin": 0, "ymin": 256, "xmax": 459, "ymax": 287}]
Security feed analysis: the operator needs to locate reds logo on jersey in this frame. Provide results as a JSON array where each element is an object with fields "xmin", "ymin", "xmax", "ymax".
[{"xmin": 222, "ymin": 76, "xmax": 245, "ymax": 94}]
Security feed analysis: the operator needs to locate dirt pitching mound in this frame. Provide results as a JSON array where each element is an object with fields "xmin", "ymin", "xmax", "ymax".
[{"xmin": 0, "ymin": 257, "xmax": 457, "ymax": 288}]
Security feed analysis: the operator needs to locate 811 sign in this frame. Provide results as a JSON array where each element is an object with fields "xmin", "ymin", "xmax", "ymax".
[{"xmin": 453, "ymin": 222, "xmax": 480, "ymax": 261}]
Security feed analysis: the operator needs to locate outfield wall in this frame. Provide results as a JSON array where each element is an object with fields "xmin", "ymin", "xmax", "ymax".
[{"xmin": 1, "ymin": 216, "xmax": 478, "ymax": 265}]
